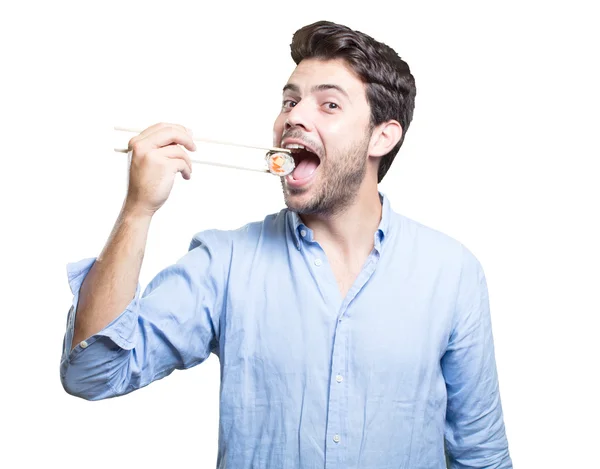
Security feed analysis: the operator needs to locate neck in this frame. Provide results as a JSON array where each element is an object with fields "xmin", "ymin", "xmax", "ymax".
[{"xmin": 299, "ymin": 184, "xmax": 382, "ymax": 260}]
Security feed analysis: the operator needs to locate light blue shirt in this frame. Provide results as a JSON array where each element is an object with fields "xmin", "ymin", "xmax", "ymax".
[{"xmin": 60, "ymin": 193, "xmax": 512, "ymax": 468}]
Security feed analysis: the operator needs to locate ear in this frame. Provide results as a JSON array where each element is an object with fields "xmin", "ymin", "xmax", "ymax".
[{"xmin": 368, "ymin": 120, "xmax": 403, "ymax": 158}]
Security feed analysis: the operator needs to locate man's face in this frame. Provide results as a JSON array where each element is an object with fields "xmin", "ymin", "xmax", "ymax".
[{"xmin": 273, "ymin": 58, "xmax": 373, "ymax": 216}]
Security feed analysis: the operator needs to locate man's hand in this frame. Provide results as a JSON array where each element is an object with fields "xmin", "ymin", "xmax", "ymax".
[{"xmin": 124, "ymin": 122, "xmax": 196, "ymax": 217}]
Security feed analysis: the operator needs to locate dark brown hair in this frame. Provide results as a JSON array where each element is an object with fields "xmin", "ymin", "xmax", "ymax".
[{"xmin": 290, "ymin": 21, "xmax": 417, "ymax": 183}]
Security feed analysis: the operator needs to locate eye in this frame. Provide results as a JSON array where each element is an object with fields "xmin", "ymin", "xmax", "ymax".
[
  {"xmin": 324, "ymin": 102, "xmax": 339, "ymax": 110},
  {"xmin": 282, "ymin": 100, "xmax": 297, "ymax": 110}
]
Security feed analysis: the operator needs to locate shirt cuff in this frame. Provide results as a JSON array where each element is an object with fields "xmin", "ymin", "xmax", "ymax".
[{"xmin": 63, "ymin": 257, "xmax": 141, "ymax": 359}]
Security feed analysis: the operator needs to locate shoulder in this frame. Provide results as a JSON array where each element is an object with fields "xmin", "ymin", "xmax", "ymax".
[
  {"xmin": 392, "ymin": 211, "xmax": 482, "ymax": 271},
  {"xmin": 187, "ymin": 208, "xmax": 290, "ymax": 254}
]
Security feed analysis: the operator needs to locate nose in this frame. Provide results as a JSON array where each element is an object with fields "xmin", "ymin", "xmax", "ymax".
[{"xmin": 284, "ymin": 101, "xmax": 312, "ymax": 133}]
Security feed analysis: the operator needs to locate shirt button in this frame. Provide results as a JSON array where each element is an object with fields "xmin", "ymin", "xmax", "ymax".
[
  {"xmin": 333, "ymin": 434, "xmax": 341, "ymax": 443},
  {"xmin": 80, "ymin": 340, "xmax": 88, "ymax": 348},
  {"xmin": 336, "ymin": 374, "xmax": 343, "ymax": 383},
  {"xmin": 300, "ymin": 229, "xmax": 307, "ymax": 237},
  {"xmin": 314, "ymin": 258, "xmax": 322, "ymax": 266}
]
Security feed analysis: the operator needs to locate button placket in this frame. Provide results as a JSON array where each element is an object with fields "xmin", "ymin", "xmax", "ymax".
[{"xmin": 325, "ymin": 314, "xmax": 347, "ymax": 468}]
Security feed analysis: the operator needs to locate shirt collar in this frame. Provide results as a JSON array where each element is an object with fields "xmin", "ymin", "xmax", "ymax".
[{"xmin": 287, "ymin": 191, "xmax": 393, "ymax": 251}]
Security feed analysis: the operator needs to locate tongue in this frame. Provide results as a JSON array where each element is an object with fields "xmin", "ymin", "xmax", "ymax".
[{"xmin": 292, "ymin": 158, "xmax": 319, "ymax": 180}]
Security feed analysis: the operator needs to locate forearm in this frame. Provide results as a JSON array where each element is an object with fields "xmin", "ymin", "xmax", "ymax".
[{"xmin": 71, "ymin": 204, "xmax": 152, "ymax": 350}]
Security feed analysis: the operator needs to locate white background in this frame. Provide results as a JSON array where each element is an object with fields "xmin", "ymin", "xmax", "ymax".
[{"xmin": 1, "ymin": 0, "xmax": 598, "ymax": 467}]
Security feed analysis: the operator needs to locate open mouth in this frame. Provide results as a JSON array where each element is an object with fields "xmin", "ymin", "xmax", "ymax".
[{"xmin": 284, "ymin": 144, "xmax": 321, "ymax": 181}]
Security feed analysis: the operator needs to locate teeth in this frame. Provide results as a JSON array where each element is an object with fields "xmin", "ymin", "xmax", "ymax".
[{"xmin": 284, "ymin": 143, "xmax": 305, "ymax": 150}]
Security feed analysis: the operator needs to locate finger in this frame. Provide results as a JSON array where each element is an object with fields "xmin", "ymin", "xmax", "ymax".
[
  {"xmin": 143, "ymin": 126, "xmax": 197, "ymax": 152},
  {"xmin": 129, "ymin": 122, "xmax": 192, "ymax": 149},
  {"xmin": 150, "ymin": 144, "xmax": 194, "ymax": 174},
  {"xmin": 169, "ymin": 155, "xmax": 192, "ymax": 180}
]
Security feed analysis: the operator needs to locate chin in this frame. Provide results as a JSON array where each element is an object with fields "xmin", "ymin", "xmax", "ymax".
[
  {"xmin": 280, "ymin": 182, "xmax": 309, "ymax": 208},
  {"xmin": 283, "ymin": 188, "xmax": 335, "ymax": 216},
  {"xmin": 283, "ymin": 189, "xmax": 309, "ymax": 210}
]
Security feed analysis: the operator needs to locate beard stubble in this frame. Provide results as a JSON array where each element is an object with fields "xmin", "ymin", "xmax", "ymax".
[{"xmin": 281, "ymin": 132, "xmax": 370, "ymax": 217}]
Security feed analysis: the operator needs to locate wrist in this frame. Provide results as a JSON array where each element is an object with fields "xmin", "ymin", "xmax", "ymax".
[{"xmin": 120, "ymin": 201, "xmax": 155, "ymax": 223}]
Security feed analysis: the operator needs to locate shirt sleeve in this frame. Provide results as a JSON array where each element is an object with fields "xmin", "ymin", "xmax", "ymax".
[
  {"xmin": 60, "ymin": 230, "xmax": 227, "ymax": 401},
  {"xmin": 441, "ymin": 246, "xmax": 512, "ymax": 469}
]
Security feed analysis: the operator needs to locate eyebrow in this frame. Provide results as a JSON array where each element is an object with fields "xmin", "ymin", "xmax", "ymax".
[{"xmin": 283, "ymin": 83, "xmax": 350, "ymax": 100}]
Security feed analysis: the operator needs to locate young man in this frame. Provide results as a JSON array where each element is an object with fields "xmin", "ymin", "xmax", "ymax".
[{"xmin": 61, "ymin": 21, "xmax": 512, "ymax": 468}]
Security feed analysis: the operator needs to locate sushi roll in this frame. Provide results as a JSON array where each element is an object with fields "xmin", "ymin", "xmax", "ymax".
[{"xmin": 266, "ymin": 151, "xmax": 295, "ymax": 176}]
